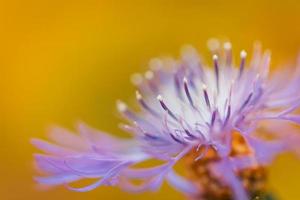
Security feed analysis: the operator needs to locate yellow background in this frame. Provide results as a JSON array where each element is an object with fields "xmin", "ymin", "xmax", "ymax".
[{"xmin": 1, "ymin": 0, "xmax": 300, "ymax": 199}]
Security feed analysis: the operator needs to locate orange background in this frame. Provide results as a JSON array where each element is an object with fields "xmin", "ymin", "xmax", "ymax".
[{"xmin": 1, "ymin": 0, "xmax": 300, "ymax": 199}]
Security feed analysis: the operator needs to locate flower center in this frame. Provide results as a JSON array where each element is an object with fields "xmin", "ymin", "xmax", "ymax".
[{"xmin": 183, "ymin": 132, "xmax": 275, "ymax": 200}]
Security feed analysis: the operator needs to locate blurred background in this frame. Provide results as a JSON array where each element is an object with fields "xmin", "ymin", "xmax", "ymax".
[{"xmin": 1, "ymin": 0, "xmax": 300, "ymax": 199}]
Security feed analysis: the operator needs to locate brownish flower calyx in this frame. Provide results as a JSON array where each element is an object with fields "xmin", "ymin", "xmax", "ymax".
[{"xmin": 184, "ymin": 132, "xmax": 270, "ymax": 200}]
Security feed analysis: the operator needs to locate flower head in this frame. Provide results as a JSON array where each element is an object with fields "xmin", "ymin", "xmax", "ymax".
[{"xmin": 32, "ymin": 41, "xmax": 300, "ymax": 200}]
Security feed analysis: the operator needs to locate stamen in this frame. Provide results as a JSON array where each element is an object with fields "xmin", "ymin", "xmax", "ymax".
[
  {"xmin": 196, "ymin": 143, "xmax": 202, "ymax": 151},
  {"xmin": 145, "ymin": 70, "xmax": 158, "ymax": 93},
  {"xmin": 188, "ymin": 72, "xmax": 197, "ymax": 92},
  {"xmin": 227, "ymin": 79, "xmax": 234, "ymax": 108},
  {"xmin": 223, "ymin": 105, "xmax": 231, "ymax": 126},
  {"xmin": 118, "ymin": 123, "xmax": 136, "ymax": 133},
  {"xmin": 136, "ymin": 91, "xmax": 159, "ymax": 117},
  {"xmin": 261, "ymin": 50, "xmax": 271, "ymax": 78},
  {"xmin": 116, "ymin": 100, "xmax": 136, "ymax": 120},
  {"xmin": 116, "ymin": 100, "xmax": 128, "ymax": 113},
  {"xmin": 207, "ymin": 38, "xmax": 220, "ymax": 53},
  {"xmin": 223, "ymin": 42, "xmax": 232, "ymax": 66},
  {"xmin": 213, "ymin": 54, "xmax": 219, "ymax": 91},
  {"xmin": 202, "ymin": 84, "xmax": 211, "ymax": 110},
  {"xmin": 229, "ymin": 79, "xmax": 235, "ymax": 100},
  {"xmin": 144, "ymin": 133, "xmax": 159, "ymax": 140},
  {"xmin": 239, "ymin": 92, "xmax": 253, "ymax": 112},
  {"xmin": 149, "ymin": 58, "xmax": 163, "ymax": 71},
  {"xmin": 179, "ymin": 119, "xmax": 197, "ymax": 140},
  {"xmin": 170, "ymin": 133, "xmax": 186, "ymax": 145},
  {"xmin": 183, "ymin": 77, "xmax": 195, "ymax": 108},
  {"xmin": 211, "ymin": 110, "xmax": 217, "ymax": 126},
  {"xmin": 223, "ymin": 42, "xmax": 232, "ymax": 50},
  {"xmin": 195, "ymin": 145, "xmax": 209, "ymax": 161},
  {"xmin": 130, "ymin": 73, "xmax": 143, "ymax": 86},
  {"xmin": 157, "ymin": 95, "xmax": 178, "ymax": 121},
  {"xmin": 174, "ymin": 73, "xmax": 183, "ymax": 100},
  {"xmin": 239, "ymin": 50, "xmax": 247, "ymax": 79},
  {"xmin": 145, "ymin": 70, "xmax": 154, "ymax": 80},
  {"xmin": 163, "ymin": 114, "xmax": 185, "ymax": 144},
  {"xmin": 184, "ymin": 129, "xmax": 197, "ymax": 140},
  {"xmin": 256, "ymin": 73, "xmax": 260, "ymax": 80},
  {"xmin": 251, "ymin": 74, "xmax": 264, "ymax": 104},
  {"xmin": 134, "ymin": 121, "xmax": 159, "ymax": 140},
  {"xmin": 251, "ymin": 41, "xmax": 262, "ymax": 69},
  {"xmin": 117, "ymin": 100, "xmax": 159, "ymax": 132},
  {"xmin": 252, "ymin": 74, "xmax": 261, "ymax": 90},
  {"xmin": 194, "ymin": 123, "xmax": 207, "ymax": 141}
]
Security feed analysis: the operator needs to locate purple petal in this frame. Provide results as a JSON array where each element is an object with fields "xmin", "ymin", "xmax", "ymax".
[
  {"xmin": 35, "ymin": 154, "xmax": 132, "ymax": 177},
  {"xmin": 35, "ymin": 174, "xmax": 81, "ymax": 185},
  {"xmin": 66, "ymin": 161, "xmax": 132, "ymax": 192},
  {"xmin": 120, "ymin": 174, "xmax": 165, "ymax": 193},
  {"xmin": 47, "ymin": 126, "xmax": 89, "ymax": 151},
  {"xmin": 166, "ymin": 170, "xmax": 198, "ymax": 195},
  {"xmin": 122, "ymin": 164, "xmax": 170, "ymax": 178},
  {"xmin": 229, "ymin": 156, "xmax": 258, "ymax": 170},
  {"xmin": 212, "ymin": 159, "xmax": 248, "ymax": 200},
  {"xmin": 243, "ymin": 135, "xmax": 286, "ymax": 164},
  {"xmin": 31, "ymin": 139, "xmax": 77, "ymax": 156}
]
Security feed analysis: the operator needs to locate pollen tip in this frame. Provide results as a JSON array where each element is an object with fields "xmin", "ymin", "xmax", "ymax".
[
  {"xmin": 202, "ymin": 84, "xmax": 207, "ymax": 90},
  {"xmin": 130, "ymin": 73, "xmax": 143, "ymax": 85},
  {"xmin": 135, "ymin": 90, "xmax": 142, "ymax": 100},
  {"xmin": 149, "ymin": 58, "xmax": 162, "ymax": 71},
  {"xmin": 207, "ymin": 38, "xmax": 220, "ymax": 51},
  {"xmin": 256, "ymin": 73, "xmax": 261, "ymax": 79},
  {"xmin": 240, "ymin": 50, "xmax": 247, "ymax": 58},
  {"xmin": 213, "ymin": 54, "xmax": 218, "ymax": 60},
  {"xmin": 223, "ymin": 42, "xmax": 232, "ymax": 50},
  {"xmin": 116, "ymin": 100, "xmax": 127, "ymax": 112},
  {"xmin": 145, "ymin": 70, "xmax": 154, "ymax": 80},
  {"xmin": 157, "ymin": 94, "xmax": 163, "ymax": 101},
  {"xmin": 183, "ymin": 76, "xmax": 188, "ymax": 83},
  {"xmin": 133, "ymin": 121, "xmax": 138, "ymax": 126},
  {"xmin": 264, "ymin": 49, "xmax": 272, "ymax": 56}
]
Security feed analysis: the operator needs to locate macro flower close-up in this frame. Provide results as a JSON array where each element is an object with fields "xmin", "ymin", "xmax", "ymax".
[
  {"xmin": 32, "ymin": 42, "xmax": 300, "ymax": 200},
  {"xmin": 2, "ymin": 1, "xmax": 300, "ymax": 200}
]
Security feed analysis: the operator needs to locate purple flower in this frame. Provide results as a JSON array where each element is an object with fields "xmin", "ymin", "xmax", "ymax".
[{"xmin": 32, "ymin": 41, "xmax": 300, "ymax": 200}]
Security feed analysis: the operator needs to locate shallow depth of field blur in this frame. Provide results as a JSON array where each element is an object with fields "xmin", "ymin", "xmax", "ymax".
[{"xmin": 1, "ymin": 0, "xmax": 300, "ymax": 199}]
